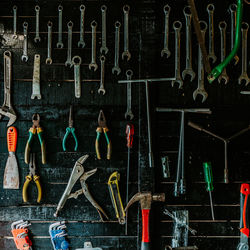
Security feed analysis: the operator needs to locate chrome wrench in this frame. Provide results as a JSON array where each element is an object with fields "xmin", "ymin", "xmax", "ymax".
[
  {"xmin": 112, "ymin": 21, "xmax": 121, "ymax": 75},
  {"xmin": 78, "ymin": 5, "xmax": 86, "ymax": 48},
  {"xmin": 57, "ymin": 5, "xmax": 64, "ymax": 48},
  {"xmin": 122, "ymin": 5, "xmax": 131, "ymax": 61},
  {"xmin": 34, "ymin": 5, "xmax": 41, "ymax": 42},
  {"xmin": 13, "ymin": 6, "xmax": 17, "ymax": 39},
  {"xmin": 65, "ymin": 21, "xmax": 73, "ymax": 67},
  {"xmin": 72, "ymin": 56, "xmax": 82, "ymax": 98},
  {"xmin": 161, "ymin": 5, "xmax": 171, "ymax": 58},
  {"xmin": 21, "ymin": 22, "xmax": 28, "ymax": 62},
  {"xmin": 125, "ymin": 70, "xmax": 134, "ymax": 120},
  {"xmin": 46, "ymin": 21, "xmax": 53, "ymax": 65},
  {"xmin": 31, "ymin": 54, "xmax": 41, "ymax": 99},
  {"xmin": 98, "ymin": 55, "xmax": 106, "ymax": 95},
  {"xmin": 89, "ymin": 21, "xmax": 98, "ymax": 71},
  {"xmin": 100, "ymin": 5, "xmax": 108, "ymax": 54}
]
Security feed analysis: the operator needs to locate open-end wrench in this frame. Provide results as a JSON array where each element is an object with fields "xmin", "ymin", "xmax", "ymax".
[
  {"xmin": 72, "ymin": 56, "xmax": 82, "ymax": 98},
  {"xmin": 100, "ymin": 5, "xmax": 108, "ymax": 54},
  {"xmin": 13, "ymin": 6, "xmax": 17, "ymax": 39},
  {"xmin": 98, "ymin": 55, "xmax": 106, "ymax": 95},
  {"xmin": 112, "ymin": 21, "xmax": 121, "ymax": 75},
  {"xmin": 65, "ymin": 21, "xmax": 73, "ymax": 67},
  {"xmin": 193, "ymin": 21, "xmax": 208, "ymax": 103},
  {"xmin": 0, "ymin": 51, "xmax": 17, "ymax": 127},
  {"xmin": 161, "ymin": 5, "xmax": 171, "ymax": 58},
  {"xmin": 122, "ymin": 5, "xmax": 131, "ymax": 61},
  {"xmin": 218, "ymin": 21, "xmax": 229, "ymax": 84},
  {"xmin": 171, "ymin": 21, "xmax": 183, "ymax": 88},
  {"xmin": 207, "ymin": 4, "xmax": 217, "ymax": 63},
  {"xmin": 22, "ymin": 22, "xmax": 28, "ymax": 62},
  {"xmin": 78, "ymin": 5, "xmax": 86, "ymax": 48},
  {"xmin": 57, "ymin": 5, "xmax": 64, "ymax": 48},
  {"xmin": 125, "ymin": 70, "xmax": 134, "ymax": 120},
  {"xmin": 89, "ymin": 21, "xmax": 98, "ymax": 71},
  {"xmin": 238, "ymin": 22, "xmax": 250, "ymax": 86},
  {"xmin": 31, "ymin": 54, "xmax": 41, "ymax": 99},
  {"xmin": 46, "ymin": 21, "xmax": 53, "ymax": 65},
  {"xmin": 182, "ymin": 6, "xmax": 196, "ymax": 81},
  {"xmin": 34, "ymin": 5, "xmax": 41, "ymax": 42}
]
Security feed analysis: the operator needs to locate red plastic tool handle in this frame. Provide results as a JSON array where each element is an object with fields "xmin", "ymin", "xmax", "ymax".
[
  {"xmin": 7, "ymin": 126, "xmax": 17, "ymax": 152},
  {"xmin": 141, "ymin": 209, "xmax": 150, "ymax": 250},
  {"xmin": 240, "ymin": 183, "xmax": 250, "ymax": 237},
  {"xmin": 126, "ymin": 124, "xmax": 134, "ymax": 148}
]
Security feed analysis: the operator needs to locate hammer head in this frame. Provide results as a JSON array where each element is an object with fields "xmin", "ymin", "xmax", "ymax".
[{"xmin": 125, "ymin": 192, "xmax": 165, "ymax": 211}]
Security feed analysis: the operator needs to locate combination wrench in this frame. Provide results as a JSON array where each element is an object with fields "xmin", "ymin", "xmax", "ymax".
[
  {"xmin": 122, "ymin": 5, "xmax": 131, "ymax": 61},
  {"xmin": 89, "ymin": 21, "xmax": 98, "ymax": 71},
  {"xmin": 57, "ymin": 5, "xmax": 64, "ymax": 48},
  {"xmin": 100, "ymin": 5, "xmax": 108, "ymax": 54},
  {"xmin": 34, "ymin": 5, "xmax": 41, "ymax": 42},
  {"xmin": 182, "ymin": 6, "xmax": 195, "ymax": 81},
  {"xmin": 13, "ymin": 6, "xmax": 17, "ymax": 39},
  {"xmin": 46, "ymin": 21, "xmax": 53, "ymax": 65},
  {"xmin": 31, "ymin": 54, "xmax": 41, "ymax": 99},
  {"xmin": 78, "ymin": 5, "xmax": 86, "ymax": 48},
  {"xmin": 218, "ymin": 21, "xmax": 229, "ymax": 84},
  {"xmin": 112, "ymin": 21, "xmax": 121, "ymax": 75},
  {"xmin": 22, "ymin": 22, "xmax": 28, "ymax": 62},
  {"xmin": 98, "ymin": 55, "xmax": 106, "ymax": 95},
  {"xmin": 161, "ymin": 5, "xmax": 171, "ymax": 58},
  {"xmin": 65, "ymin": 21, "xmax": 73, "ymax": 67},
  {"xmin": 193, "ymin": 21, "xmax": 208, "ymax": 103},
  {"xmin": 171, "ymin": 21, "xmax": 183, "ymax": 88},
  {"xmin": 238, "ymin": 22, "xmax": 250, "ymax": 86},
  {"xmin": 72, "ymin": 56, "xmax": 82, "ymax": 98},
  {"xmin": 125, "ymin": 70, "xmax": 134, "ymax": 120}
]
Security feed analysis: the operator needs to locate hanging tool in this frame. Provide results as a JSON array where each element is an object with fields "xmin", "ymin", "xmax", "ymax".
[
  {"xmin": 108, "ymin": 171, "xmax": 125, "ymax": 224},
  {"xmin": 237, "ymin": 183, "xmax": 250, "ymax": 250},
  {"xmin": 54, "ymin": 155, "xmax": 108, "ymax": 221},
  {"xmin": 62, "ymin": 105, "xmax": 78, "ymax": 151},
  {"xmin": 3, "ymin": 126, "xmax": 19, "ymax": 189},
  {"xmin": 125, "ymin": 192, "xmax": 165, "ymax": 250},
  {"xmin": 203, "ymin": 162, "xmax": 215, "ymax": 221},
  {"xmin": 76, "ymin": 242, "xmax": 102, "ymax": 250},
  {"xmin": 24, "ymin": 113, "xmax": 46, "ymax": 165},
  {"xmin": 161, "ymin": 156, "xmax": 170, "ymax": 178},
  {"xmin": 95, "ymin": 110, "xmax": 111, "ymax": 160}
]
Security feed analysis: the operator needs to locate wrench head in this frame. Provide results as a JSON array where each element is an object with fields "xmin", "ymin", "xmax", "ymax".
[
  {"xmin": 65, "ymin": 60, "xmax": 73, "ymax": 67},
  {"xmin": 34, "ymin": 36, "xmax": 41, "ymax": 43},
  {"xmin": 161, "ymin": 48, "xmax": 171, "ymax": 58},
  {"xmin": 171, "ymin": 79, "xmax": 183, "ymax": 89},
  {"xmin": 78, "ymin": 41, "xmax": 86, "ymax": 48},
  {"xmin": 46, "ymin": 58, "xmax": 52, "ymax": 65},
  {"xmin": 193, "ymin": 89, "xmax": 208, "ymax": 103},
  {"xmin": 208, "ymin": 54, "xmax": 217, "ymax": 64},
  {"xmin": 0, "ymin": 108, "xmax": 17, "ymax": 127},
  {"xmin": 122, "ymin": 51, "xmax": 131, "ymax": 61},
  {"xmin": 238, "ymin": 75, "xmax": 250, "ymax": 86},
  {"xmin": 182, "ymin": 69, "xmax": 196, "ymax": 82},
  {"xmin": 100, "ymin": 46, "xmax": 109, "ymax": 55},
  {"xmin": 112, "ymin": 66, "xmax": 121, "ymax": 75},
  {"xmin": 125, "ymin": 110, "xmax": 134, "ymax": 120},
  {"xmin": 31, "ymin": 94, "xmax": 42, "ymax": 100},
  {"xmin": 218, "ymin": 74, "xmax": 229, "ymax": 85},
  {"xmin": 98, "ymin": 88, "xmax": 106, "ymax": 95},
  {"xmin": 56, "ymin": 42, "xmax": 64, "ymax": 49},
  {"xmin": 21, "ymin": 55, "xmax": 28, "ymax": 62},
  {"xmin": 233, "ymin": 55, "xmax": 239, "ymax": 65},
  {"xmin": 89, "ymin": 63, "xmax": 98, "ymax": 71}
]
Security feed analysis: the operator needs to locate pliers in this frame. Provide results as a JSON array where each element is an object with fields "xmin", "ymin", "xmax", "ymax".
[
  {"xmin": 62, "ymin": 105, "xmax": 78, "ymax": 151},
  {"xmin": 25, "ymin": 113, "xmax": 46, "ymax": 164},
  {"xmin": 22, "ymin": 153, "xmax": 42, "ymax": 203},
  {"xmin": 95, "ymin": 110, "xmax": 112, "ymax": 160}
]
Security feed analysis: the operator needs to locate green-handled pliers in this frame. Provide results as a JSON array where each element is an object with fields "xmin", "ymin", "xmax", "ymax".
[
  {"xmin": 95, "ymin": 110, "xmax": 111, "ymax": 160},
  {"xmin": 62, "ymin": 105, "xmax": 78, "ymax": 151}
]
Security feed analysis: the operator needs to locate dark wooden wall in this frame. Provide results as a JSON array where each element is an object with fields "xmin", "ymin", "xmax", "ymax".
[{"xmin": 0, "ymin": 0, "xmax": 249, "ymax": 249}]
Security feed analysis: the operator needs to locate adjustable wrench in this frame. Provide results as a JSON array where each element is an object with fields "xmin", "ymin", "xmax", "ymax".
[
  {"xmin": 72, "ymin": 56, "xmax": 82, "ymax": 98},
  {"xmin": 161, "ymin": 5, "xmax": 171, "ymax": 58},
  {"xmin": 57, "ymin": 5, "xmax": 64, "ymax": 48},
  {"xmin": 78, "ymin": 5, "xmax": 86, "ymax": 48},
  {"xmin": 34, "ymin": 5, "xmax": 41, "ymax": 42},
  {"xmin": 218, "ymin": 21, "xmax": 229, "ymax": 84},
  {"xmin": 12, "ymin": 6, "xmax": 18, "ymax": 39},
  {"xmin": 112, "ymin": 21, "xmax": 121, "ymax": 75},
  {"xmin": 31, "ymin": 54, "xmax": 41, "ymax": 99},
  {"xmin": 22, "ymin": 22, "xmax": 28, "ymax": 62},
  {"xmin": 125, "ymin": 70, "xmax": 134, "ymax": 120},
  {"xmin": 46, "ymin": 21, "xmax": 53, "ymax": 65},
  {"xmin": 98, "ymin": 55, "xmax": 106, "ymax": 95},
  {"xmin": 207, "ymin": 4, "xmax": 217, "ymax": 63},
  {"xmin": 122, "ymin": 5, "xmax": 131, "ymax": 61},
  {"xmin": 65, "ymin": 21, "xmax": 73, "ymax": 67},
  {"xmin": 171, "ymin": 21, "xmax": 183, "ymax": 88},
  {"xmin": 182, "ymin": 6, "xmax": 195, "ymax": 81},
  {"xmin": 238, "ymin": 22, "xmax": 250, "ymax": 86},
  {"xmin": 0, "ymin": 51, "xmax": 17, "ymax": 127},
  {"xmin": 193, "ymin": 21, "xmax": 208, "ymax": 103},
  {"xmin": 89, "ymin": 21, "xmax": 98, "ymax": 71},
  {"xmin": 100, "ymin": 5, "xmax": 108, "ymax": 54}
]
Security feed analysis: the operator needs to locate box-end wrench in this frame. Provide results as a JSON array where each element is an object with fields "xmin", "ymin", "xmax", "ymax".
[
  {"xmin": 238, "ymin": 22, "xmax": 250, "ymax": 86},
  {"xmin": 46, "ymin": 21, "xmax": 53, "ymax": 65},
  {"xmin": 12, "ymin": 6, "xmax": 17, "ymax": 39},
  {"xmin": 112, "ymin": 21, "xmax": 121, "ymax": 75},
  {"xmin": 161, "ymin": 5, "xmax": 171, "ymax": 58},
  {"xmin": 65, "ymin": 21, "xmax": 73, "ymax": 67},
  {"xmin": 193, "ymin": 21, "xmax": 208, "ymax": 103},
  {"xmin": 89, "ymin": 21, "xmax": 98, "ymax": 71},
  {"xmin": 72, "ymin": 56, "xmax": 82, "ymax": 98},
  {"xmin": 125, "ymin": 70, "xmax": 134, "ymax": 120},
  {"xmin": 78, "ymin": 5, "xmax": 86, "ymax": 48},
  {"xmin": 100, "ymin": 5, "xmax": 108, "ymax": 54},
  {"xmin": 21, "ymin": 22, "xmax": 28, "ymax": 62},
  {"xmin": 98, "ymin": 55, "xmax": 106, "ymax": 95},
  {"xmin": 57, "ymin": 5, "xmax": 64, "ymax": 48},
  {"xmin": 207, "ymin": 4, "xmax": 217, "ymax": 64},
  {"xmin": 182, "ymin": 6, "xmax": 195, "ymax": 81},
  {"xmin": 122, "ymin": 5, "xmax": 131, "ymax": 61},
  {"xmin": 34, "ymin": 5, "xmax": 41, "ymax": 43},
  {"xmin": 171, "ymin": 21, "xmax": 183, "ymax": 88},
  {"xmin": 31, "ymin": 54, "xmax": 41, "ymax": 99},
  {"xmin": 218, "ymin": 21, "xmax": 229, "ymax": 84}
]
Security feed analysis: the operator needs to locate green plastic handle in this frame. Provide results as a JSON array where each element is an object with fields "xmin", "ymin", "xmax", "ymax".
[
  {"xmin": 203, "ymin": 162, "xmax": 214, "ymax": 192},
  {"xmin": 62, "ymin": 127, "xmax": 78, "ymax": 151}
]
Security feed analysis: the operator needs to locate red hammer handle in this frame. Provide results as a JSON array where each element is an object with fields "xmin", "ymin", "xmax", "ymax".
[{"xmin": 141, "ymin": 209, "xmax": 150, "ymax": 250}]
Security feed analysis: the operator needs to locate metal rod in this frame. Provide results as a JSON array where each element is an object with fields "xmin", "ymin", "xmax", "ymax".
[
  {"xmin": 156, "ymin": 108, "xmax": 211, "ymax": 114},
  {"xmin": 118, "ymin": 77, "xmax": 175, "ymax": 84}
]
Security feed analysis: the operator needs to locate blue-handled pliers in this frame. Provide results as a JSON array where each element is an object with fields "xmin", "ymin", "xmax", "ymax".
[{"xmin": 62, "ymin": 105, "xmax": 78, "ymax": 151}]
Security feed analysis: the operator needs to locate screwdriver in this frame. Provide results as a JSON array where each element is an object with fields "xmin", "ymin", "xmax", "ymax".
[{"xmin": 203, "ymin": 162, "xmax": 215, "ymax": 221}]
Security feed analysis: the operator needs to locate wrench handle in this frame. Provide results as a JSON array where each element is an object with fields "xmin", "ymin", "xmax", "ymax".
[
  {"xmin": 141, "ymin": 209, "xmax": 150, "ymax": 250},
  {"xmin": 7, "ymin": 126, "xmax": 17, "ymax": 152},
  {"xmin": 240, "ymin": 183, "xmax": 250, "ymax": 237}
]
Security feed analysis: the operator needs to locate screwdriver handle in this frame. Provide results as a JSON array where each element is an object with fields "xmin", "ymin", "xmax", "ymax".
[
  {"xmin": 7, "ymin": 127, "xmax": 17, "ymax": 153},
  {"xmin": 203, "ymin": 162, "xmax": 214, "ymax": 192},
  {"xmin": 126, "ymin": 124, "xmax": 134, "ymax": 148},
  {"xmin": 240, "ymin": 183, "xmax": 250, "ymax": 237}
]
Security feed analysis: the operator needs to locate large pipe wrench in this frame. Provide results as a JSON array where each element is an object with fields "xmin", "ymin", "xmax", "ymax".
[{"xmin": 54, "ymin": 155, "xmax": 108, "ymax": 221}]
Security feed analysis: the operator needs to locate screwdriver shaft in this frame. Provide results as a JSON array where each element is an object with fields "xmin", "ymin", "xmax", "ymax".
[{"xmin": 209, "ymin": 190, "xmax": 215, "ymax": 221}]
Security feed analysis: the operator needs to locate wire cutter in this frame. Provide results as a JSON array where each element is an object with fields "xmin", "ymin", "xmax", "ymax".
[
  {"xmin": 22, "ymin": 153, "xmax": 42, "ymax": 203},
  {"xmin": 95, "ymin": 110, "xmax": 111, "ymax": 160},
  {"xmin": 62, "ymin": 105, "xmax": 78, "ymax": 151},
  {"xmin": 25, "ymin": 113, "xmax": 46, "ymax": 164}
]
